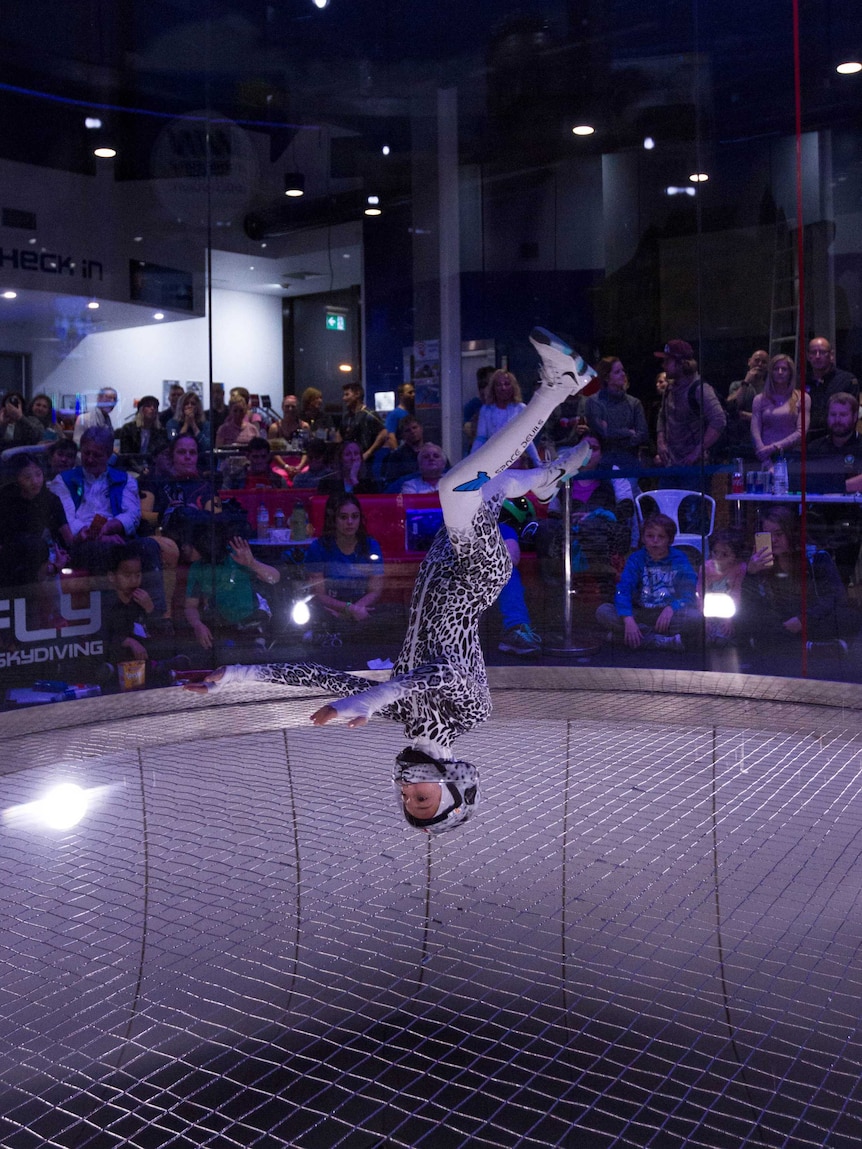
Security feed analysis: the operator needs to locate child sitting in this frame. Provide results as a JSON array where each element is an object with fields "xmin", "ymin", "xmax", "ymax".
[
  {"xmin": 595, "ymin": 512, "xmax": 699, "ymax": 651},
  {"xmin": 183, "ymin": 520, "xmax": 280, "ymax": 651},
  {"xmin": 697, "ymin": 528, "xmax": 746, "ymax": 646}
]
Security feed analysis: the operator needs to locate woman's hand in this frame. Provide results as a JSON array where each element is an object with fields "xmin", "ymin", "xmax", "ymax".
[
  {"xmin": 747, "ymin": 546, "xmax": 773, "ymax": 575},
  {"xmin": 184, "ymin": 666, "xmax": 226, "ymax": 693},
  {"xmin": 755, "ymin": 445, "xmax": 773, "ymax": 462}
]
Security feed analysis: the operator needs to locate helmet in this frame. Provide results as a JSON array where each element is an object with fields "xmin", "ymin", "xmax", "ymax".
[{"xmin": 394, "ymin": 747, "xmax": 479, "ymax": 834}]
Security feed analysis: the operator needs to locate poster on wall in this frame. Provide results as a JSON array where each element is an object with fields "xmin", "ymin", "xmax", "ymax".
[
  {"xmin": 185, "ymin": 381, "xmax": 203, "ymax": 400},
  {"xmin": 412, "ymin": 339, "xmax": 440, "ymax": 409}
]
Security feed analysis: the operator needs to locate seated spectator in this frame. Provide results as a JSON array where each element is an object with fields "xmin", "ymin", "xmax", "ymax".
[
  {"xmin": 268, "ymin": 394, "xmax": 309, "ymax": 474},
  {"xmin": 402, "ymin": 443, "xmax": 447, "ymax": 493},
  {"xmin": 584, "ymin": 356, "xmax": 648, "ymax": 468},
  {"xmin": 73, "ymin": 386, "xmax": 118, "ymax": 445},
  {"xmin": 0, "ymin": 452, "xmax": 72, "ymax": 628},
  {"xmin": 165, "ymin": 390, "xmax": 211, "ymax": 452},
  {"xmin": 0, "ymin": 391, "xmax": 42, "ymax": 452},
  {"xmin": 229, "ymin": 386, "xmax": 264, "ymax": 430},
  {"xmin": 183, "ymin": 522, "xmax": 279, "ymax": 652},
  {"xmin": 318, "ymin": 440, "xmax": 380, "ymax": 496},
  {"xmin": 102, "ymin": 545, "xmax": 190, "ymax": 685},
  {"xmin": 697, "ymin": 528, "xmax": 746, "ymax": 646},
  {"xmin": 751, "ymin": 354, "xmax": 808, "ymax": 466},
  {"xmin": 738, "ymin": 507, "xmax": 860, "ymax": 654},
  {"xmin": 140, "ymin": 434, "xmax": 217, "ymax": 533},
  {"xmin": 303, "ymin": 493, "xmax": 384, "ymax": 646},
  {"xmin": 48, "ymin": 424, "xmax": 171, "ymax": 626},
  {"xmin": 47, "ymin": 437, "xmax": 78, "ymax": 479},
  {"xmin": 291, "ymin": 438, "xmax": 335, "ymax": 490},
  {"xmin": 383, "ymin": 416, "xmax": 425, "ymax": 488},
  {"xmin": 27, "ymin": 394, "xmax": 60, "ymax": 443},
  {"xmin": 118, "ymin": 395, "xmax": 169, "ymax": 473},
  {"xmin": 237, "ymin": 437, "xmax": 288, "ymax": 490},
  {"xmin": 537, "ymin": 433, "xmax": 633, "ymax": 602},
  {"xmin": 215, "ymin": 395, "xmax": 258, "ymax": 448},
  {"xmin": 300, "ymin": 387, "xmax": 335, "ymax": 441},
  {"xmin": 596, "ymin": 511, "xmax": 699, "ymax": 651}
]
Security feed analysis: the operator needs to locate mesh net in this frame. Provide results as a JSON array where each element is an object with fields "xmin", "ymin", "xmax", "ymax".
[{"xmin": 1, "ymin": 679, "xmax": 862, "ymax": 1147}]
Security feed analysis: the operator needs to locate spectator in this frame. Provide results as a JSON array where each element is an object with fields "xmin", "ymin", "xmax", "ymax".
[
  {"xmin": 183, "ymin": 524, "xmax": 279, "ymax": 652},
  {"xmin": 239, "ymin": 437, "xmax": 288, "ymax": 490},
  {"xmin": 655, "ymin": 339, "xmax": 726, "ymax": 470},
  {"xmin": 0, "ymin": 391, "xmax": 42, "ymax": 451},
  {"xmin": 27, "ymin": 394, "xmax": 60, "ymax": 443},
  {"xmin": 545, "ymin": 393, "xmax": 587, "ymax": 447},
  {"xmin": 207, "ymin": 382, "xmax": 228, "ymax": 439},
  {"xmin": 159, "ymin": 383, "xmax": 185, "ymax": 427},
  {"xmin": 596, "ymin": 511, "xmax": 699, "ymax": 651},
  {"xmin": 806, "ymin": 336, "xmax": 860, "ymax": 439},
  {"xmin": 402, "ymin": 444, "xmax": 447, "ymax": 493},
  {"xmin": 697, "ymin": 528, "xmax": 746, "ymax": 646},
  {"xmin": 463, "ymin": 365, "xmax": 494, "ymax": 453},
  {"xmin": 646, "ymin": 369, "xmax": 668, "ymax": 453},
  {"xmin": 739, "ymin": 506, "xmax": 860, "ymax": 654},
  {"xmin": 337, "ymin": 382, "xmax": 387, "ymax": 463},
  {"xmin": 384, "ymin": 416, "xmax": 425, "ymax": 488},
  {"xmin": 74, "ymin": 386, "xmax": 118, "ymax": 445},
  {"xmin": 751, "ymin": 354, "xmax": 808, "ymax": 465},
  {"xmin": 268, "ymin": 394, "xmax": 309, "ymax": 452},
  {"xmin": 472, "ymin": 369, "xmax": 541, "ymax": 466},
  {"xmin": 165, "ymin": 390, "xmax": 211, "ymax": 452},
  {"xmin": 215, "ymin": 395, "xmax": 258, "ymax": 448},
  {"xmin": 0, "ymin": 452, "xmax": 72, "ymax": 627},
  {"xmin": 230, "ymin": 386, "xmax": 264, "ymax": 430},
  {"xmin": 300, "ymin": 387, "xmax": 335, "ymax": 440},
  {"xmin": 801, "ymin": 391, "xmax": 862, "ymax": 582},
  {"xmin": 318, "ymin": 440, "xmax": 380, "ymax": 496},
  {"xmin": 303, "ymin": 493, "xmax": 385, "ymax": 645},
  {"xmin": 118, "ymin": 395, "xmax": 169, "ymax": 473},
  {"xmin": 386, "ymin": 383, "xmax": 416, "ymax": 448},
  {"xmin": 140, "ymin": 434, "xmax": 217, "ymax": 533},
  {"xmin": 584, "ymin": 356, "xmax": 649, "ymax": 467},
  {"xmin": 291, "ymin": 439, "xmax": 335, "ymax": 490},
  {"xmin": 725, "ymin": 349, "xmax": 769, "ymax": 459},
  {"xmin": 49, "ymin": 424, "xmax": 171, "ymax": 624},
  {"xmin": 47, "ymin": 437, "xmax": 78, "ymax": 479}
]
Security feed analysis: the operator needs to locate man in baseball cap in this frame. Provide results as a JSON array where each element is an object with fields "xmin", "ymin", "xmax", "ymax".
[{"xmin": 654, "ymin": 338, "xmax": 726, "ymax": 468}]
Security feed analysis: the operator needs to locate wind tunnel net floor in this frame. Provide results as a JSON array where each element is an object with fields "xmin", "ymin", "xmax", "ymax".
[{"xmin": 1, "ymin": 670, "xmax": 862, "ymax": 1149}]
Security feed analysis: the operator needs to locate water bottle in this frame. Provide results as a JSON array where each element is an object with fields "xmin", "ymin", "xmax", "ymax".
[
  {"xmin": 257, "ymin": 502, "xmax": 270, "ymax": 539},
  {"xmin": 773, "ymin": 454, "xmax": 788, "ymax": 496},
  {"xmin": 273, "ymin": 507, "xmax": 285, "ymax": 532}
]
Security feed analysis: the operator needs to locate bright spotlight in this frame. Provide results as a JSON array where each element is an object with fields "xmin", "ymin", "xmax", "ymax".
[
  {"xmin": 94, "ymin": 147, "xmax": 117, "ymax": 159},
  {"xmin": 312, "ymin": 0, "xmax": 329, "ymax": 8},
  {"xmin": 836, "ymin": 61, "xmax": 862, "ymax": 74},
  {"xmin": 643, "ymin": 136, "xmax": 656, "ymax": 150},
  {"xmin": 572, "ymin": 124, "xmax": 595, "ymax": 136},
  {"xmin": 703, "ymin": 592, "xmax": 735, "ymax": 620},
  {"xmin": 689, "ymin": 172, "xmax": 709, "ymax": 183},
  {"xmin": 291, "ymin": 598, "xmax": 312, "ymax": 627}
]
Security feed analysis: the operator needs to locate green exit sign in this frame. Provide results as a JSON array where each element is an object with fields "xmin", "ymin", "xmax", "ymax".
[{"xmin": 325, "ymin": 313, "xmax": 346, "ymax": 331}]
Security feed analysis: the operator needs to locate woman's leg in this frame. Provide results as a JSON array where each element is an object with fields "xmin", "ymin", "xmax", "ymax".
[{"xmin": 439, "ymin": 330, "xmax": 594, "ymax": 539}]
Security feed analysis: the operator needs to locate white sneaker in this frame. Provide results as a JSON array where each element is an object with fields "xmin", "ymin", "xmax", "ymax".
[
  {"xmin": 529, "ymin": 327, "xmax": 597, "ymax": 396},
  {"xmin": 530, "ymin": 441, "xmax": 593, "ymax": 503}
]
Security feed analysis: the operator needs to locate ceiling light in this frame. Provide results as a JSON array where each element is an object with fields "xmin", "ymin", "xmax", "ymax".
[
  {"xmin": 284, "ymin": 172, "xmax": 305, "ymax": 197},
  {"xmin": 365, "ymin": 195, "xmax": 382, "ymax": 216},
  {"xmin": 382, "ymin": 145, "xmax": 390, "ymax": 155},
  {"xmin": 836, "ymin": 61, "xmax": 862, "ymax": 74},
  {"xmin": 364, "ymin": 207, "xmax": 382, "ymax": 216},
  {"xmin": 312, "ymin": 0, "xmax": 329, "ymax": 8},
  {"xmin": 689, "ymin": 172, "xmax": 709, "ymax": 182},
  {"xmin": 338, "ymin": 363, "xmax": 353, "ymax": 373},
  {"xmin": 87, "ymin": 301, "xmax": 100, "ymax": 310},
  {"xmin": 643, "ymin": 136, "xmax": 656, "ymax": 150},
  {"xmin": 572, "ymin": 125, "xmax": 595, "ymax": 136},
  {"xmin": 84, "ymin": 117, "xmax": 103, "ymax": 130},
  {"xmin": 94, "ymin": 146, "xmax": 117, "ymax": 159},
  {"xmin": 2, "ymin": 291, "xmax": 17, "ymax": 300},
  {"xmin": 153, "ymin": 312, "xmax": 165, "ymax": 321},
  {"xmin": 666, "ymin": 186, "xmax": 696, "ymax": 197}
]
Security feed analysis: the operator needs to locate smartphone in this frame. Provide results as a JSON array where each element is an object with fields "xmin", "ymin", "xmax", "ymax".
[{"xmin": 754, "ymin": 531, "xmax": 773, "ymax": 562}]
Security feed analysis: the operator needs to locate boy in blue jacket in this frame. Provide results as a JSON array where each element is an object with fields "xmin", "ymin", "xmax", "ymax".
[{"xmin": 596, "ymin": 512, "xmax": 699, "ymax": 650}]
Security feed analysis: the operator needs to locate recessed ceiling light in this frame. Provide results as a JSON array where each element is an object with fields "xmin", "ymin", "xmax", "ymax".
[
  {"xmin": 338, "ymin": 363, "xmax": 353, "ymax": 372},
  {"xmin": 689, "ymin": 172, "xmax": 709, "ymax": 182},
  {"xmin": 84, "ymin": 117, "xmax": 102, "ymax": 130},
  {"xmin": 643, "ymin": 136, "xmax": 656, "ymax": 150},
  {"xmin": 312, "ymin": 0, "xmax": 329, "ymax": 8},
  {"xmin": 836, "ymin": 61, "xmax": 862, "ymax": 74},
  {"xmin": 87, "ymin": 301, "xmax": 100, "ymax": 310},
  {"xmin": 364, "ymin": 207, "xmax": 382, "ymax": 216},
  {"xmin": 572, "ymin": 125, "xmax": 595, "ymax": 136},
  {"xmin": 382, "ymin": 145, "xmax": 390, "ymax": 155},
  {"xmin": 2, "ymin": 291, "xmax": 17, "ymax": 300},
  {"xmin": 153, "ymin": 312, "xmax": 165, "ymax": 321},
  {"xmin": 666, "ymin": 186, "xmax": 697, "ymax": 196},
  {"xmin": 94, "ymin": 146, "xmax": 117, "ymax": 159}
]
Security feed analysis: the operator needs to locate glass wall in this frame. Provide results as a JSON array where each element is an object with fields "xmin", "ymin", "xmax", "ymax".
[{"xmin": 0, "ymin": 0, "xmax": 860, "ymax": 707}]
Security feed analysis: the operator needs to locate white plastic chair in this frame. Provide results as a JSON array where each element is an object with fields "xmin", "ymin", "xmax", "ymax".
[{"xmin": 634, "ymin": 488, "xmax": 716, "ymax": 560}]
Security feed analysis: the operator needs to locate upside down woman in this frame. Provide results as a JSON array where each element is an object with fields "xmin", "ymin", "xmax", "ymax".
[{"xmin": 189, "ymin": 329, "xmax": 594, "ymax": 833}]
